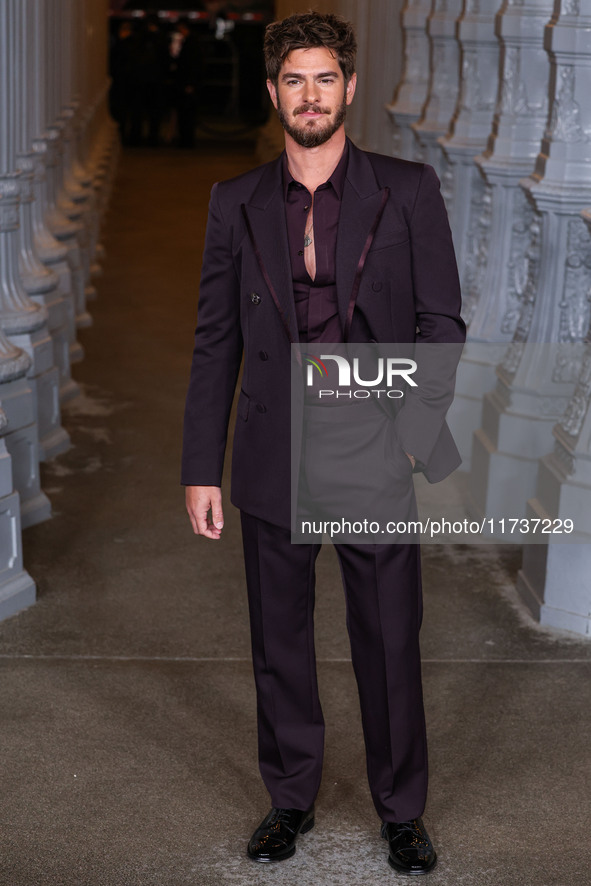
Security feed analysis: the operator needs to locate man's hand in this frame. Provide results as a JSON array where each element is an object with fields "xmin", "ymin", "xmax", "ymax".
[
  {"xmin": 185, "ymin": 486, "xmax": 224, "ymax": 539},
  {"xmin": 406, "ymin": 452, "xmax": 416, "ymax": 469}
]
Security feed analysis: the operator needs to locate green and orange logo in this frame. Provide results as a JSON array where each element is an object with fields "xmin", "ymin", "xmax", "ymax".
[{"xmin": 304, "ymin": 355, "xmax": 329, "ymax": 385}]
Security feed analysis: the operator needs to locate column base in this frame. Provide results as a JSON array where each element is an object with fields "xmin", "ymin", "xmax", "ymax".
[
  {"xmin": 0, "ymin": 569, "xmax": 36, "ymax": 622},
  {"xmin": 20, "ymin": 489, "xmax": 52, "ymax": 529},
  {"xmin": 447, "ymin": 394, "xmax": 483, "ymax": 470},
  {"xmin": 39, "ymin": 424, "xmax": 70, "ymax": 462},
  {"xmin": 471, "ymin": 428, "xmax": 540, "ymax": 526},
  {"xmin": 1, "ymin": 380, "xmax": 50, "ymax": 529},
  {"xmin": 541, "ymin": 600, "xmax": 591, "ymax": 636},
  {"xmin": 516, "ymin": 449, "xmax": 591, "ymax": 638},
  {"xmin": 519, "ymin": 535, "xmax": 591, "ymax": 638},
  {"xmin": 0, "ymin": 487, "xmax": 37, "ymax": 621},
  {"xmin": 447, "ymin": 346, "xmax": 504, "ymax": 469},
  {"xmin": 469, "ymin": 388, "xmax": 556, "ymax": 524},
  {"xmin": 59, "ymin": 376, "xmax": 81, "ymax": 403}
]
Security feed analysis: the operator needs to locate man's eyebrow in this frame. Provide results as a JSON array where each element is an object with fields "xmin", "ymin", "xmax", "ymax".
[{"xmin": 280, "ymin": 70, "xmax": 340, "ymax": 81}]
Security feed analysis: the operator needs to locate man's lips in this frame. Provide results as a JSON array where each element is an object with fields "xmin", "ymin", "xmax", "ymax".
[{"xmin": 294, "ymin": 106, "xmax": 330, "ymax": 118}]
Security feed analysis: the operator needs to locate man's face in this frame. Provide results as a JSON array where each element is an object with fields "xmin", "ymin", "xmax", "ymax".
[{"xmin": 267, "ymin": 46, "xmax": 357, "ymax": 149}]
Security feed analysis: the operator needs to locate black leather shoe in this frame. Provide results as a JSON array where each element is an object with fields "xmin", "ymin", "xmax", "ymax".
[
  {"xmin": 247, "ymin": 806, "xmax": 315, "ymax": 862},
  {"xmin": 381, "ymin": 817, "xmax": 437, "ymax": 875}
]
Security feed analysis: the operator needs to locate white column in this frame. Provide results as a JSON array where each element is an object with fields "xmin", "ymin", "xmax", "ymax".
[
  {"xmin": 59, "ymin": 0, "xmax": 96, "ymax": 310},
  {"xmin": 439, "ymin": 0, "xmax": 501, "ymax": 287},
  {"xmin": 412, "ymin": 0, "xmax": 463, "ymax": 177},
  {"xmin": 386, "ymin": 0, "xmax": 433, "ymax": 160},
  {"xmin": 0, "ymin": 0, "xmax": 55, "ymax": 524},
  {"xmin": 470, "ymin": 0, "xmax": 591, "ymax": 522},
  {"xmin": 466, "ymin": 0, "xmax": 554, "ymax": 332},
  {"xmin": 17, "ymin": 0, "xmax": 79, "ymax": 414},
  {"xmin": 30, "ymin": 0, "xmax": 82, "ymax": 372},
  {"xmin": 517, "ymin": 208, "xmax": 591, "ymax": 637},
  {"xmin": 41, "ymin": 0, "xmax": 92, "ymax": 338},
  {"xmin": 448, "ymin": 0, "xmax": 554, "ymax": 467}
]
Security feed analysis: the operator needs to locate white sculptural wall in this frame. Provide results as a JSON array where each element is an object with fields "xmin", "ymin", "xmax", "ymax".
[
  {"xmin": 386, "ymin": 1, "xmax": 591, "ymax": 636},
  {"xmin": 0, "ymin": 0, "xmax": 117, "ymax": 621}
]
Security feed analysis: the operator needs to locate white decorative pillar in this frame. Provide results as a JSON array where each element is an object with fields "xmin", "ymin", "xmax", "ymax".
[
  {"xmin": 470, "ymin": 0, "xmax": 591, "ymax": 522},
  {"xmin": 17, "ymin": 0, "xmax": 79, "ymax": 413},
  {"xmin": 41, "ymin": 0, "xmax": 91, "ymax": 341},
  {"xmin": 32, "ymin": 0, "xmax": 85, "ymax": 365},
  {"xmin": 0, "ymin": 0, "xmax": 55, "ymax": 524},
  {"xmin": 448, "ymin": 0, "xmax": 554, "ymax": 467},
  {"xmin": 412, "ymin": 0, "xmax": 463, "ymax": 177},
  {"xmin": 56, "ymin": 0, "xmax": 96, "ymax": 310},
  {"xmin": 386, "ymin": 0, "xmax": 433, "ymax": 160},
  {"xmin": 517, "ymin": 213, "xmax": 591, "ymax": 638},
  {"xmin": 439, "ymin": 0, "xmax": 501, "ymax": 285}
]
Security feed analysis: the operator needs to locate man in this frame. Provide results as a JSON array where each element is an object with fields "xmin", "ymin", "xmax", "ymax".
[{"xmin": 182, "ymin": 12, "xmax": 465, "ymax": 875}]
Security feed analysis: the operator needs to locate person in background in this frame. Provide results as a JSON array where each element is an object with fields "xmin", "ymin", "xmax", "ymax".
[
  {"xmin": 169, "ymin": 18, "xmax": 203, "ymax": 149},
  {"xmin": 128, "ymin": 14, "xmax": 169, "ymax": 147},
  {"xmin": 109, "ymin": 20, "xmax": 135, "ymax": 145}
]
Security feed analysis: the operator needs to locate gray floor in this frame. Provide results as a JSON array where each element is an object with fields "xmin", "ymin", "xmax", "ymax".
[{"xmin": 1, "ymin": 144, "xmax": 590, "ymax": 886}]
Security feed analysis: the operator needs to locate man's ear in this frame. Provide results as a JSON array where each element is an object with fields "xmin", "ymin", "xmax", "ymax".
[
  {"xmin": 346, "ymin": 73, "xmax": 357, "ymax": 106},
  {"xmin": 266, "ymin": 79, "xmax": 278, "ymax": 110}
]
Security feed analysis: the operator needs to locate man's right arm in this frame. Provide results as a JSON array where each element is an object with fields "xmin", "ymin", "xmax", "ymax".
[{"xmin": 181, "ymin": 182, "xmax": 243, "ymax": 536}]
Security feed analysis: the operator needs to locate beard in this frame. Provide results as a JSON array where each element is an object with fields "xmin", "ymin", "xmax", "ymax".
[{"xmin": 277, "ymin": 93, "xmax": 348, "ymax": 148}]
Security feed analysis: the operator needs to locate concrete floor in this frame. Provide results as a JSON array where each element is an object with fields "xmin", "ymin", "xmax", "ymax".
[{"xmin": 1, "ymin": 143, "xmax": 590, "ymax": 886}]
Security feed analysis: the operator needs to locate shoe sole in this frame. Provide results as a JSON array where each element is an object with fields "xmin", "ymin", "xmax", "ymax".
[
  {"xmin": 387, "ymin": 853, "xmax": 438, "ymax": 876},
  {"xmin": 247, "ymin": 817, "xmax": 315, "ymax": 863}
]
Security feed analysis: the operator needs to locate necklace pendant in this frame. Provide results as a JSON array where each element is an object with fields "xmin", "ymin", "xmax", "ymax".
[{"xmin": 304, "ymin": 234, "xmax": 312, "ymax": 248}]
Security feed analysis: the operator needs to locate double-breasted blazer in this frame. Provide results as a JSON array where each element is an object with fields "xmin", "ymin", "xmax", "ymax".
[{"xmin": 182, "ymin": 139, "xmax": 466, "ymax": 529}]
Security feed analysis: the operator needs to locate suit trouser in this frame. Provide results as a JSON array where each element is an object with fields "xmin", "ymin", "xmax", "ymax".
[{"xmin": 240, "ymin": 511, "xmax": 428, "ymax": 823}]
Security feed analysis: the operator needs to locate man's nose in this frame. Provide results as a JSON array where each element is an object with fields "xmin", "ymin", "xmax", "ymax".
[{"xmin": 303, "ymin": 79, "xmax": 321, "ymax": 104}]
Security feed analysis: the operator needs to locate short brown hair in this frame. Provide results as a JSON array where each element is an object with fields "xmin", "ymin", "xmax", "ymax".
[{"xmin": 264, "ymin": 11, "xmax": 357, "ymax": 85}]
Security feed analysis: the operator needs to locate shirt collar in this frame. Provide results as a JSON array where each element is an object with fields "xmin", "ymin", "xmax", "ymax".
[{"xmin": 282, "ymin": 140, "xmax": 349, "ymax": 200}]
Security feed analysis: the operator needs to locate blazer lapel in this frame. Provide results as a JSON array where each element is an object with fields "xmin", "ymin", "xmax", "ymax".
[
  {"xmin": 336, "ymin": 141, "xmax": 389, "ymax": 338},
  {"xmin": 243, "ymin": 156, "xmax": 298, "ymax": 343},
  {"xmin": 242, "ymin": 142, "xmax": 388, "ymax": 344}
]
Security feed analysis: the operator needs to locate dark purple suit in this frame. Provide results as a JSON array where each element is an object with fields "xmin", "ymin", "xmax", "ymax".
[{"xmin": 182, "ymin": 140, "xmax": 465, "ymax": 821}]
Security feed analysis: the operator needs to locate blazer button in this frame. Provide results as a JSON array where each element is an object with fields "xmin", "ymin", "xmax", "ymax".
[
  {"xmin": 250, "ymin": 292, "xmax": 261, "ymax": 305},
  {"xmin": 259, "ymin": 350, "xmax": 269, "ymax": 361},
  {"xmin": 256, "ymin": 403, "xmax": 267, "ymax": 414},
  {"xmin": 372, "ymin": 281, "xmax": 383, "ymax": 292}
]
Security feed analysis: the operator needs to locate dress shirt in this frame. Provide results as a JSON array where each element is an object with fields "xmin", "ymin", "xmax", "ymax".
[{"xmin": 283, "ymin": 143, "xmax": 349, "ymax": 344}]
